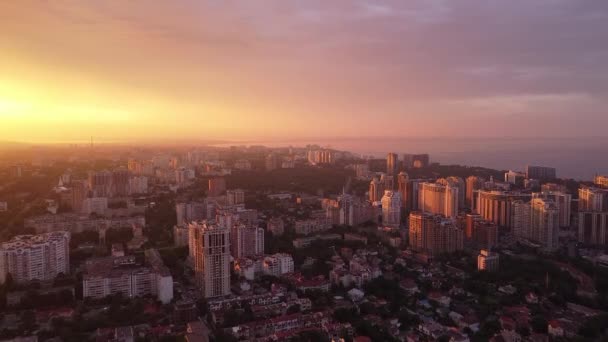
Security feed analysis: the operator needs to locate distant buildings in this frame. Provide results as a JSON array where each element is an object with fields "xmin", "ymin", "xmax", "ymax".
[
  {"xmin": 82, "ymin": 197, "xmax": 108, "ymax": 215},
  {"xmin": 369, "ymin": 177, "xmax": 384, "ymax": 203},
  {"xmin": 418, "ymin": 182, "xmax": 459, "ymax": 218},
  {"xmin": 403, "ymin": 154, "xmax": 430, "ymax": 169},
  {"xmin": 526, "ymin": 165, "xmax": 557, "ymax": 181},
  {"xmin": 265, "ymin": 153, "xmax": 280, "ymax": 171},
  {"xmin": 386, "ymin": 153, "xmax": 398, "ymax": 176},
  {"xmin": 190, "ymin": 221, "xmax": 231, "ymax": 298},
  {"xmin": 230, "ymin": 223, "xmax": 264, "ymax": 258},
  {"xmin": 307, "ymin": 149, "xmax": 334, "ymax": 165},
  {"xmin": 381, "ymin": 190, "xmax": 401, "ymax": 228},
  {"xmin": 262, "ymin": 253, "xmax": 295, "ymax": 277},
  {"xmin": 24, "ymin": 213, "xmax": 145, "ymax": 234},
  {"xmin": 532, "ymin": 191, "xmax": 572, "ymax": 227},
  {"xmin": 465, "ymin": 176, "xmax": 484, "ymax": 209},
  {"xmin": 408, "ymin": 212, "xmax": 464, "ymax": 256},
  {"xmin": 266, "ymin": 217, "xmax": 285, "ymax": 236},
  {"xmin": 227, "ymin": 189, "xmax": 245, "ymax": 206},
  {"xmin": 208, "ymin": 178, "xmax": 226, "ymax": 197},
  {"xmin": 477, "ymin": 250, "xmax": 499, "ymax": 272},
  {"xmin": 530, "ymin": 198, "xmax": 559, "ymax": 250},
  {"xmin": 0, "ymin": 231, "xmax": 70, "ymax": 284},
  {"xmin": 595, "ymin": 175, "xmax": 608, "ymax": 189},
  {"xmin": 504, "ymin": 170, "xmax": 526, "ymax": 186}
]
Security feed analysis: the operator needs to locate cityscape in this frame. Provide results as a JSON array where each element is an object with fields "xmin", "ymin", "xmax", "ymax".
[{"xmin": 2, "ymin": 1, "xmax": 608, "ymax": 342}]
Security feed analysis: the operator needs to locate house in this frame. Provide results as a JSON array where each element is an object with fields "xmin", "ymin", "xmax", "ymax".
[{"xmin": 547, "ymin": 320, "xmax": 564, "ymax": 337}]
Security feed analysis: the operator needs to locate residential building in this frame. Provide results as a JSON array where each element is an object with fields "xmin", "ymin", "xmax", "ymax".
[
  {"xmin": 174, "ymin": 225, "xmax": 189, "ymax": 247},
  {"xmin": 82, "ymin": 197, "xmax": 108, "ymax": 215},
  {"xmin": 82, "ymin": 250, "xmax": 173, "ymax": 304},
  {"xmin": 369, "ymin": 177, "xmax": 384, "ymax": 203},
  {"xmin": 579, "ymin": 187, "xmax": 608, "ymax": 212},
  {"xmin": 386, "ymin": 153, "xmax": 398, "ymax": 176},
  {"xmin": 0, "ymin": 231, "xmax": 70, "ymax": 284},
  {"xmin": 466, "ymin": 176, "xmax": 484, "ymax": 209},
  {"xmin": 262, "ymin": 253, "xmax": 294, "ymax": 276},
  {"xmin": 176, "ymin": 202, "xmax": 207, "ymax": 225},
  {"xmin": 381, "ymin": 190, "xmax": 401, "ymax": 227},
  {"xmin": 465, "ymin": 214, "xmax": 498, "ymax": 250},
  {"xmin": 226, "ymin": 189, "xmax": 245, "ymax": 206},
  {"xmin": 190, "ymin": 221, "xmax": 231, "ymax": 298},
  {"xmin": 532, "ymin": 191, "xmax": 572, "ymax": 227},
  {"xmin": 595, "ymin": 175, "xmax": 608, "ymax": 189},
  {"xmin": 472, "ymin": 190, "xmax": 531, "ymax": 228},
  {"xmin": 526, "ymin": 165, "xmax": 557, "ymax": 180},
  {"xmin": 478, "ymin": 249, "xmax": 499, "ymax": 271},
  {"xmin": 409, "ymin": 212, "xmax": 464, "ymax": 256},
  {"xmin": 578, "ymin": 212, "xmax": 608, "ymax": 245},
  {"xmin": 530, "ymin": 198, "xmax": 560, "ymax": 250},
  {"xmin": 504, "ymin": 170, "xmax": 526, "ymax": 186},
  {"xmin": 230, "ymin": 223, "xmax": 264, "ymax": 258},
  {"xmin": 418, "ymin": 182, "xmax": 459, "ymax": 218}
]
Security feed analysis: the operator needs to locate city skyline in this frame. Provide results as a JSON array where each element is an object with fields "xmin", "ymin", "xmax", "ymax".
[{"xmin": 2, "ymin": 1, "xmax": 608, "ymax": 143}]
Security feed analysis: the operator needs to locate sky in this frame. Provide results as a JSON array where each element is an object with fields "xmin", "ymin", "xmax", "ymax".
[{"xmin": 1, "ymin": 0, "xmax": 608, "ymax": 144}]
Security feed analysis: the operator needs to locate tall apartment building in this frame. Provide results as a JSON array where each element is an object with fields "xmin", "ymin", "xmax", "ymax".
[
  {"xmin": 466, "ymin": 176, "xmax": 484, "ymax": 209},
  {"xmin": 230, "ymin": 223, "xmax": 264, "ymax": 258},
  {"xmin": 369, "ymin": 177, "xmax": 385, "ymax": 203},
  {"xmin": 265, "ymin": 153, "xmax": 280, "ymax": 171},
  {"xmin": 408, "ymin": 212, "xmax": 464, "ymax": 256},
  {"xmin": 403, "ymin": 154, "xmax": 430, "ymax": 169},
  {"xmin": 0, "ymin": 231, "xmax": 70, "ymax": 284},
  {"xmin": 526, "ymin": 165, "xmax": 557, "ymax": 180},
  {"xmin": 578, "ymin": 212, "xmax": 608, "ymax": 245},
  {"xmin": 176, "ymin": 202, "xmax": 207, "ymax": 225},
  {"xmin": 173, "ymin": 225, "xmax": 189, "ymax": 247},
  {"xmin": 418, "ymin": 182, "xmax": 459, "ymax": 218},
  {"xmin": 227, "ymin": 189, "xmax": 246, "ymax": 206},
  {"xmin": 112, "ymin": 168, "xmax": 131, "ymax": 197},
  {"xmin": 504, "ymin": 170, "xmax": 526, "ymax": 186},
  {"xmin": 381, "ymin": 190, "xmax": 401, "ymax": 228},
  {"xmin": 88, "ymin": 170, "xmax": 114, "ymax": 197},
  {"xmin": 262, "ymin": 253, "xmax": 295, "ymax": 277},
  {"xmin": 512, "ymin": 200, "xmax": 531, "ymax": 239},
  {"xmin": 579, "ymin": 187, "xmax": 608, "ymax": 212},
  {"xmin": 438, "ymin": 177, "xmax": 465, "ymax": 209},
  {"xmin": 190, "ymin": 221, "xmax": 231, "ymax": 298},
  {"xmin": 472, "ymin": 190, "xmax": 531, "ymax": 228},
  {"xmin": 532, "ymin": 191, "xmax": 572, "ymax": 227},
  {"xmin": 386, "ymin": 153, "xmax": 398, "ymax": 176},
  {"xmin": 71, "ymin": 179, "xmax": 89, "ymax": 213},
  {"xmin": 82, "ymin": 250, "xmax": 173, "ymax": 304},
  {"xmin": 530, "ymin": 198, "xmax": 559, "ymax": 251},
  {"xmin": 128, "ymin": 176, "xmax": 148, "ymax": 195},
  {"xmin": 595, "ymin": 175, "xmax": 608, "ymax": 189},
  {"xmin": 465, "ymin": 214, "xmax": 498, "ymax": 250},
  {"xmin": 82, "ymin": 197, "xmax": 108, "ymax": 215}
]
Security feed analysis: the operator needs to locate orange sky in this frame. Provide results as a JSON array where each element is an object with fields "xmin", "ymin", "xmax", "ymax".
[{"xmin": 1, "ymin": 1, "xmax": 607, "ymax": 144}]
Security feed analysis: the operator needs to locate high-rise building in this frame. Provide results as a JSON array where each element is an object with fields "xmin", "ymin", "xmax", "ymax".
[
  {"xmin": 173, "ymin": 225, "xmax": 189, "ymax": 247},
  {"xmin": 208, "ymin": 178, "xmax": 226, "ymax": 197},
  {"xmin": 466, "ymin": 176, "xmax": 485, "ymax": 209},
  {"xmin": 578, "ymin": 212, "xmax": 608, "ymax": 245},
  {"xmin": 386, "ymin": 153, "xmax": 398, "ymax": 176},
  {"xmin": 112, "ymin": 168, "xmax": 130, "ymax": 197},
  {"xmin": 71, "ymin": 179, "xmax": 89, "ymax": 213},
  {"xmin": 0, "ymin": 231, "xmax": 70, "ymax": 284},
  {"xmin": 176, "ymin": 202, "xmax": 207, "ymax": 225},
  {"xmin": 418, "ymin": 182, "xmax": 459, "ymax": 218},
  {"xmin": 526, "ymin": 165, "xmax": 557, "ymax": 181},
  {"xmin": 472, "ymin": 190, "xmax": 531, "ymax": 228},
  {"xmin": 530, "ymin": 198, "xmax": 559, "ymax": 250},
  {"xmin": 190, "ymin": 221, "xmax": 231, "ymax": 298},
  {"xmin": 477, "ymin": 250, "xmax": 499, "ymax": 272},
  {"xmin": 381, "ymin": 190, "xmax": 401, "ymax": 227},
  {"xmin": 532, "ymin": 191, "xmax": 572, "ymax": 227},
  {"xmin": 230, "ymin": 223, "xmax": 264, "ymax": 258},
  {"xmin": 595, "ymin": 175, "xmax": 608, "ymax": 189},
  {"xmin": 380, "ymin": 172, "xmax": 394, "ymax": 191},
  {"xmin": 579, "ymin": 187, "xmax": 608, "ymax": 212},
  {"xmin": 438, "ymin": 177, "xmax": 465, "ymax": 209},
  {"xmin": 227, "ymin": 189, "xmax": 246, "ymax": 206},
  {"xmin": 307, "ymin": 149, "xmax": 334, "ymax": 165},
  {"xmin": 512, "ymin": 200, "xmax": 531, "ymax": 239},
  {"xmin": 82, "ymin": 197, "xmax": 108, "ymax": 215},
  {"xmin": 128, "ymin": 176, "xmax": 148, "ymax": 195},
  {"xmin": 408, "ymin": 212, "xmax": 464, "ymax": 256},
  {"xmin": 397, "ymin": 172, "xmax": 409, "ymax": 208},
  {"xmin": 369, "ymin": 177, "xmax": 385, "ymax": 203},
  {"xmin": 465, "ymin": 214, "xmax": 498, "ymax": 250},
  {"xmin": 88, "ymin": 170, "xmax": 113, "ymax": 197}
]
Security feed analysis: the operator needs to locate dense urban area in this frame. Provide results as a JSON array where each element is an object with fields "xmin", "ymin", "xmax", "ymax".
[{"xmin": 0, "ymin": 144, "xmax": 607, "ymax": 342}]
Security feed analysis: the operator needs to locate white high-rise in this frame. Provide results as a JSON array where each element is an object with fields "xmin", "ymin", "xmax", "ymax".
[
  {"xmin": 530, "ymin": 198, "xmax": 559, "ymax": 251},
  {"xmin": 0, "ymin": 231, "xmax": 70, "ymax": 284},
  {"xmin": 190, "ymin": 221, "xmax": 231, "ymax": 298}
]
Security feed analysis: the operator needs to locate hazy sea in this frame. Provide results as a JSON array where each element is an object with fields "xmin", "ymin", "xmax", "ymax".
[{"xmin": 216, "ymin": 137, "xmax": 608, "ymax": 181}]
